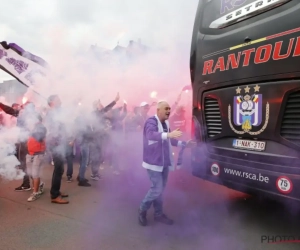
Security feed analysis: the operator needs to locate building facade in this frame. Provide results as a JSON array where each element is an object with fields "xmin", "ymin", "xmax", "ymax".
[{"xmin": 0, "ymin": 79, "xmax": 27, "ymax": 105}]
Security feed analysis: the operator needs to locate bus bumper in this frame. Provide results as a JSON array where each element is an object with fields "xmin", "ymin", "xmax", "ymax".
[{"xmin": 191, "ymin": 147, "xmax": 300, "ymax": 202}]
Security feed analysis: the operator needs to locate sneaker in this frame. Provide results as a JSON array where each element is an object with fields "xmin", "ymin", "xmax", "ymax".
[
  {"xmin": 90, "ymin": 174, "xmax": 101, "ymax": 181},
  {"xmin": 51, "ymin": 160, "xmax": 54, "ymax": 165},
  {"xmin": 27, "ymin": 192, "xmax": 41, "ymax": 202},
  {"xmin": 38, "ymin": 182, "xmax": 45, "ymax": 194},
  {"xmin": 15, "ymin": 185, "xmax": 31, "ymax": 192},
  {"xmin": 138, "ymin": 209, "xmax": 147, "ymax": 226},
  {"xmin": 154, "ymin": 214, "xmax": 174, "ymax": 225},
  {"xmin": 67, "ymin": 176, "xmax": 73, "ymax": 182}
]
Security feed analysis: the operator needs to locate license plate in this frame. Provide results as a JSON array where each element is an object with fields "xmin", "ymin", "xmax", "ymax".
[{"xmin": 232, "ymin": 139, "xmax": 266, "ymax": 151}]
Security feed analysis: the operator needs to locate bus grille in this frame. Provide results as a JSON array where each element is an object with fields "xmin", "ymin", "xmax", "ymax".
[
  {"xmin": 204, "ymin": 97, "xmax": 222, "ymax": 138},
  {"xmin": 280, "ymin": 90, "xmax": 300, "ymax": 145}
]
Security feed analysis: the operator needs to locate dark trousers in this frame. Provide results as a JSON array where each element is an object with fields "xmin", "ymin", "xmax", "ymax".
[
  {"xmin": 50, "ymin": 152, "xmax": 65, "ymax": 199},
  {"xmin": 16, "ymin": 142, "xmax": 30, "ymax": 187},
  {"xmin": 66, "ymin": 145, "xmax": 74, "ymax": 177},
  {"xmin": 78, "ymin": 142, "xmax": 89, "ymax": 180}
]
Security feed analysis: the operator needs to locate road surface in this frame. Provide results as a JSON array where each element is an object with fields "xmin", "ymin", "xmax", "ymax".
[{"xmin": 0, "ymin": 161, "xmax": 300, "ymax": 250}]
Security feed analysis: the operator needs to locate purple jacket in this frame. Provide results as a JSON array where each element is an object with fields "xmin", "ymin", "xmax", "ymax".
[{"xmin": 142, "ymin": 115, "xmax": 185, "ymax": 172}]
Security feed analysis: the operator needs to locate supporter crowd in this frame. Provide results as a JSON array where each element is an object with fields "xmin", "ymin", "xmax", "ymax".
[{"xmin": 0, "ymin": 92, "xmax": 188, "ymax": 204}]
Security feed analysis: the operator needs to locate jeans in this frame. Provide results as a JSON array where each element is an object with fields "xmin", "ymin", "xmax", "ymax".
[
  {"xmin": 66, "ymin": 144, "xmax": 74, "ymax": 177},
  {"xmin": 89, "ymin": 141, "xmax": 102, "ymax": 176},
  {"xmin": 50, "ymin": 152, "xmax": 65, "ymax": 199},
  {"xmin": 140, "ymin": 167, "xmax": 169, "ymax": 217},
  {"xmin": 79, "ymin": 143, "xmax": 89, "ymax": 181},
  {"xmin": 111, "ymin": 131, "xmax": 124, "ymax": 172}
]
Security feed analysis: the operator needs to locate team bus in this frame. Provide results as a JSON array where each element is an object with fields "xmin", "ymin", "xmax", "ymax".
[{"xmin": 190, "ymin": 0, "xmax": 300, "ymax": 202}]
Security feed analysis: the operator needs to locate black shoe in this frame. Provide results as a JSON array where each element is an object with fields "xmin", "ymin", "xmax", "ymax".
[
  {"xmin": 77, "ymin": 176, "xmax": 88, "ymax": 182},
  {"xmin": 154, "ymin": 214, "xmax": 174, "ymax": 225},
  {"xmin": 15, "ymin": 185, "xmax": 31, "ymax": 192},
  {"xmin": 67, "ymin": 176, "xmax": 72, "ymax": 182},
  {"xmin": 78, "ymin": 180, "xmax": 91, "ymax": 187},
  {"xmin": 138, "ymin": 209, "xmax": 147, "ymax": 226}
]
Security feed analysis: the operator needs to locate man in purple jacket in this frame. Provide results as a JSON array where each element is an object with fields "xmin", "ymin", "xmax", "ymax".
[{"xmin": 138, "ymin": 101, "xmax": 195, "ymax": 226}]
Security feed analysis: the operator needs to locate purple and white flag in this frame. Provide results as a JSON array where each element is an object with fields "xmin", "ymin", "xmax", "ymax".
[{"xmin": 0, "ymin": 41, "xmax": 49, "ymax": 92}]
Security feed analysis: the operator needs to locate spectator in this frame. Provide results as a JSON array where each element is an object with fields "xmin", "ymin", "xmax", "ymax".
[
  {"xmin": 138, "ymin": 101, "xmax": 195, "ymax": 226},
  {"xmin": 74, "ymin": 114, "xmax": 94, "ymax": 187},
  {"xmin": 0, "ymin": 101, "xmax": 42, "ymax": 192},
  {"xmin": 45, "ymin": 95, "xmax": 69, "ymax": 204},
  {"xmin": 89, "ymin": 93, "xmax": 120, "ymax": 180},
  {"xmin": 26, "ymin": 115, "xmax": 47, "ymax": 202},
  {"xmin": 107, "ymin": 102, "xmax": 127, "ymax": 175}
]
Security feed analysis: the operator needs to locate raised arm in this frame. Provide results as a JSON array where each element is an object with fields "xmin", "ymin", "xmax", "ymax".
[
  {"xmin": 102, "ymin": 92, "xmax": 120, "ymax": 113},
  {"xmin": 0, "ymin": 103, "xmax": 19, "ymax": 117},
  {"xmin": 102, "ymin": 101, "xmax": 116, "ymax": 113},
  {"xmin": 170, "ymin": 92, "xmax": 182, "ymax": 111}
]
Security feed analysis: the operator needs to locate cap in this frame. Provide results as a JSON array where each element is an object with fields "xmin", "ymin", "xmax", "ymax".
[{"xmin": 140, "ymin": 102, "xmax": 149, "ymax": 107}]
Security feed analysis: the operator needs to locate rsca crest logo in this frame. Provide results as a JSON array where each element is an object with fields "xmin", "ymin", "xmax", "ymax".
[{"xmin": 220, "ymin": 0, "xmax": 248, "ymax": 14}]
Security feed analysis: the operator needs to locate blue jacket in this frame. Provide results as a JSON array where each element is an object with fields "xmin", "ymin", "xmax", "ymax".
[{"xmin": 142, "ymin": 115, "xmax": 185, "ymax": 172}]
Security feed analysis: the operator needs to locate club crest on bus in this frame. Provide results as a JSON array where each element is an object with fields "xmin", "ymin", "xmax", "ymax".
[
  {"xmin": 234, "ymin": 93, "xmax": 262, "ymax": 130},
  {"xmin": 228, "ymin": 85, "xmax": 269, "ymax": 135}
]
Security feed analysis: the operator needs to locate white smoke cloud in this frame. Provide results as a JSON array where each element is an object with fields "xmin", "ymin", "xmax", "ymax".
[
  {"xmin": 0, "ymin": 0, "xmax": 198, "ymax": 80},
  {"xmin": 0, "ymin": 126, "xmax": 24, "ymax": 180},
  {"xmin": 0, "ymin": 0, "xmax": 198, "ymax": 180}
]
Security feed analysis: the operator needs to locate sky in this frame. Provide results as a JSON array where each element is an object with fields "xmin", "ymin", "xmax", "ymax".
[
  {"xmin": 0, "ymin": 0, "xmax": 201, "ymax": 113},
  {"xmin": 0, "ymin": 0, "xmax": 199, "ymax": 82}
]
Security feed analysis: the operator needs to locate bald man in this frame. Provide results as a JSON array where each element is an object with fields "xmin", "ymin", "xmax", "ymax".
[{"xmin": 138, "ymin": 101, "xmax": 194, "ymax": 226}]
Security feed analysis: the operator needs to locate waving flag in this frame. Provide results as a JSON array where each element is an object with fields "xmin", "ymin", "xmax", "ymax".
[{"xmin": 0, "ymin": 41, "xmax": 49, "ymax": 92}]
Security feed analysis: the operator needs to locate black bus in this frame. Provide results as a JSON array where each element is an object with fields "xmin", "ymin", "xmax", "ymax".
[{"xmin": 190, "ymin": 0, "xmax": 300, "ymax": 202}]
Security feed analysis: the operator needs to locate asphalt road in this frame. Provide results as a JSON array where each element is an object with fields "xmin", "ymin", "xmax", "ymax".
[{"xmin": 0, "ymin": 160, "xmax": 300, "ymax": 250}]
